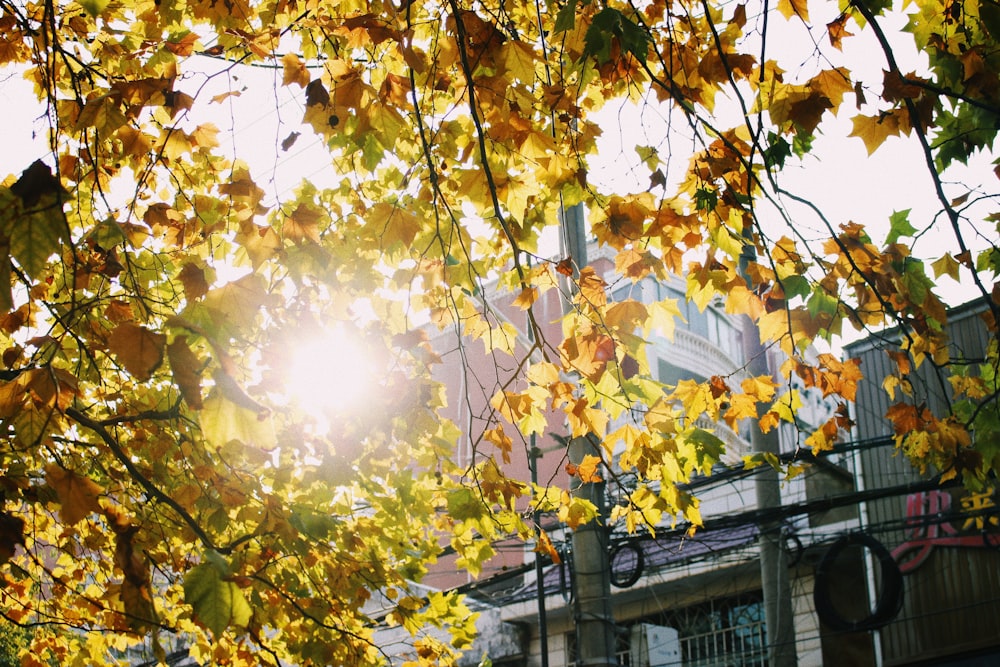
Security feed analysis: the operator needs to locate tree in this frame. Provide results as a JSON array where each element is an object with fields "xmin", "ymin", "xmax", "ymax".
[{"xmin": 0, "ymin": 0, "xmax": 996, "ymax": 664}]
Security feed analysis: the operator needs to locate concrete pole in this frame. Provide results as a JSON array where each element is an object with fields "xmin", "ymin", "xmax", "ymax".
[
  {"xmin": 560, "ymin": 204, "xmax": 617, "ymax": 666},
  {"xmin": 529, "ymin": 436, "xmax": 550, "ymax": 667},
  {"xmin": 740, "ymin": 246, "xmax": 797, "ymax": 667},
  {"xmin": 569, "ymin": 435, "xmax": 617, "ymax": 666}
]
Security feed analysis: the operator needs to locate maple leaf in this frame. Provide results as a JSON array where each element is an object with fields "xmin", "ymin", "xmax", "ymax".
[
  {"xmin": 282, "ymin": 53, "xmax": 311, "ymax": 88},
  {"xmin": 558, "ymin": 495, "xmax": 598, "ymax": 529},
  {"xmin": 512, "ymin": 287, "xmax": 538, "ymax": 309},
  {"xmin": 10, "ymin": 160, "xmax": 62, "ymax": 207},
  {"xmin": 45, "ymin": 465, "xmax": 104, "ymax": 525},
  {"xmin": 177, "ymin": 262, "xmax": 211, "ymax": 301},
  {"xmin": 534, "ymin": 529, "xmax": 561, "ymax": 564},
  {"xmin": 567, "ymin": 454, "xmax": 604, "ymax": 483},
  {"xmin": 167, "ymin": 336, "xmax": 205, "ymax": 409},
  {"xmin": 777, "ymin": 0, "xmax": 809, "ymax": 21},
  {"xmin": 849, "ymin": 110, "xmax": 910, "ymax": 154},
  {"xmin": 183, "ymin": 554, "xmax": 252, "ymax": 636},
  {"xmin": 827, "ymin": 14, "xmax": 854, "ymax": 50},
  {"xmin": 577, "ymin": 266, "xmax": 608, "ymax": 307},
  {"xmin": 107, "ymin": 323, "xmax": 166, "ymax": 381},
  {"xmin": 483, "ymin": 426, "xmax": 514, "ymax": 464},
  {"xmin": 931, "ymin": 253, "xmax": 961, "ymax": 280},
  {"xmin": 75, "ymin": 94, "xmax": 127, "ymax": 138},
  {"xmin": 479, "ymin": 458, "xmax": 526, "ymax": 509}
]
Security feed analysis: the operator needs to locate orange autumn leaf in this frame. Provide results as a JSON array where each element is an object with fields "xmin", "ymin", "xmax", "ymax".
[
  {"xmin": 826, "ymin": 14, "xmax": 853, "ymax": 50},
  {"xmin": 568, "ymin": 453, "xmax": 603, "ymax": 483},
  {"xmin": 45, "ymin": 465, "xmax": 104, "ymax": 525},
  {"xmin": 167, "ymin": 336, "xmax": 205, "ymax": 409},
  {"xmin": 107, "ymin": 323, "xmax": 166, "ymax": 381},
  {"xmin": 512, "ymin": 287, "xmax": 539, "ymax": 310},
  {"xmin": 534, "ymin": 529, "xmax": 562, "ymax": 564},
  {"xmin": 483, "ymin": 426, "xmax": 514, "ymax": 464}
]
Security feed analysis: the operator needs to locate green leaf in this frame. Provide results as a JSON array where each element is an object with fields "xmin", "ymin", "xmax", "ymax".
[
  {"xmin": 199, "ymin": 393, "xmax": 276, "ymax": 451},
  {"xmin": 78, "ymin": 0, "xmax": 110, "ymax": 17},
  {"xmin": 763, "ymin": 133, "xmax": 792, "ymax": 168},
  {"xmin": 886, "ymin": 208, "xmax": 916, "ymax": 244},
  {"xmin": 183, "ymin": 556, "xmax": 252, "ymax": 636},
  {"xmin": 447, "ymin": 487, "xmax": 488, "ymax": 521},
  {"xmin": 695, "ymin": 187, "xmax": 718, "ymax": 211},
  {"xmin": 90, "ymin": 218, "xmax": 127, "ymax": 249},
  {"xmin": 807, "ymin": 288, "xmax": 838, "ymax": 318},
  {"xmin": 583, "ymin": 7, "xmax": 651, "ymax": 63},
  {"xmin": 554, "ymin": 0, "xmax": 578, "ymax": 33},
  {"xmin": 686, "ymin": 427, "xmax": 725, "ymax": 461},
  {"xmin": 781, "ymin": 274, "xmax": 810, "ymax": 300},
  {"xmin": 583, "ymin": 7, "xmax": 621, "ymax": 63},
  {"xmin": 10, "ymin": 212, "xmax": 63, "ymax": 279},
  {"xmin": 618, "ymin": 13, "xmax": 651, "ymax": 61}
]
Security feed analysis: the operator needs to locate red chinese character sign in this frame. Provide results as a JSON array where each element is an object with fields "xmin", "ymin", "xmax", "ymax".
[{"xmin": 891, "ymin": 489, "xmax": 1000, "ymax": 574}]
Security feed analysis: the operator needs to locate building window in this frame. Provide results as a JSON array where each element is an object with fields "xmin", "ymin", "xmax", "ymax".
[{"xmin": 566, "ymin": 592, "xmax": 768, "ymax": 667}]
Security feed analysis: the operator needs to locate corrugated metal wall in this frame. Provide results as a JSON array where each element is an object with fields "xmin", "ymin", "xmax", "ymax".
[{"xmin": 845, "ymin": 301, "xmax": 1000, "ymax": 665}]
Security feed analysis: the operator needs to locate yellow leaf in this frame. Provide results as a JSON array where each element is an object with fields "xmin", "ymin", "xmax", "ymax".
[
  {"xmin": 285, "ymin": 204, "xmax": 324, "ymax": 244},
  {"xmin": 235, "ymin": 222, "xmax": 281, "ymax": 269},
  {"xmin": 281, "ymin": 53, "xmax": 311, "ymax": 88},
  {"xmin": 567, "ymin": 397, "xmax": 610, "ymax": 438},
  {"xmin": 644, "ymin": 299, "xmax": 683, "ymax": 340},
  {"xmin": 758, "ymin": 310, "xmax": 788, "ymax": 344},
  {"xmin": 849, "ymin": 111, "xmax": 910, "ymax": 155},
  {"xmin": 672, "ymin": 379, "xmax": 714, "ymax": 419},
  {"xmin": 777, "ymin": 0, "xmax": 809, "ymax": 21},
  {"xmin": 200, "ymin": 393, "xmax": 276, "ymax": 451},
  {"xmin": 200, "ymin": 273, "xmax": 270, "ymax": 334},
  {"xmin": 882, "ymin": 374, "xmax": 900, "ymax": 400},
  {"xmin": 519, "ymin": 130, "xmax": 556, "ymax": 160},
  {"xmin": 116, "ymin": 126, "xmax": 153, "ymax": 157},
  {"xmin": 605, "ymin": 300, "xmax": 648, "ymax": 334},
  {"xmin": 483, "ymin": 426, "xmax": 513, "ymax": 464},
  {"xmin": 45, "ymin": 465, "xmax": 103, "ymax": 525},
  {"xmin": 770, "ymin": 389, "xmax": 803, "ymax": 424},
  {"xmin": 75, "ymin": 94, "xmax": 126, "ymax": 138},
  {"xmin": 512, "ymin": 287, "xmax": 538, "ymax": 310},
  {"xmin": 577, "ymin": 267, "xmax": 607, "ymax": 308},
  {"xmin": 499, "ymin": 40, "xmax": 538, "ymax": 82},
  {"xmin": 931, "ymin": 253, "xmax": 961, "ymax": 281},
  {"xmin": 534, "ymin": 529, "xmax": 561, "ymax": 564},
  {"xmin": 367, "ymin": 202, "xmax": 421, "ymax": 251},
  {"xmin": 741, "ymin": 375, "xmax": 778, "ymax": 402},
  {"xmin": 558, "ymin": 496, "xmax": 598, "ymax": 529},
  {"xmin": 527, "ymin": 361, "xmax": 561, "ymax": 386},
  {"xmin": 479, "ymin": 458, "xmax": 526, "ymax": 508},
  {"xmin": 0, "ymin": 379, "xmax": 26, "ymax": 418},
  {"xmin": 191, "ymin": 123, "xmax": 220, "ymax": 148},
  {"xmin": 809, "ymin": 68, "xmax": 853, "ymax": 110},
  {"xmin": 160, "ymin": 129, "xmax": 193, "ymax": 161}
]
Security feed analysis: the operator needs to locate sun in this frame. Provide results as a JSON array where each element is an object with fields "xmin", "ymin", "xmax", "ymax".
[{"xmin": 283, "ymin": 323, "xmax": 377, "ymax": 421}]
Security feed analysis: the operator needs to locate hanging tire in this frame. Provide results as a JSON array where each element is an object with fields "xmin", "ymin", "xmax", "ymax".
[
  {"xmin": 609, "ymin": 542, "xmax": 644, "ymax": 588},
  {"xmin": 814, "ymin": 532, "xmax": 904, "ymax": 632}
]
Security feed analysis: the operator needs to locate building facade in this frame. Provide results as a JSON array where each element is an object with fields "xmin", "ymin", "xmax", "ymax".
[{"xmin": 429, "ymin": 247, "xmax": 869, "ymax": 667}]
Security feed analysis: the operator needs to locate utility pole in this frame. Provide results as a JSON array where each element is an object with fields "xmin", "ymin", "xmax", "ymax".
[
  {"xmin": 561, "ymin": 204, "xmax": 617, "ymax": 667},
  {"xmin": 568, "ymin": 435, "xmax": 617, "ymax": 666},
  {"xmin": 529, "ymin": 435, "xmax": 550, "ymax": 667},
  {"xmin": 740, "ymin": 245, "xmax": 797, "ymax": 667}
]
